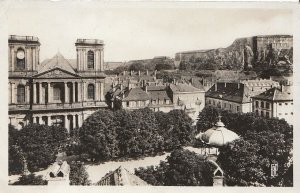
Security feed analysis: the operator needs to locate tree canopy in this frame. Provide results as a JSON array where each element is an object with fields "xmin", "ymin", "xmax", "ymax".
[
  {"xmin": 13, "ymin": 124, "xmax": 68, "ymax": 172},
  {"xmin": 79, "ymin": 108, "xmax": 194, "ymax": 161},
  {"xmin": 135, "ymin": 148, "xmax": 214, "ymax": 186},
  {"xmin": 12, "ymin": 174, "xmax": 47, "ymax": 185}
]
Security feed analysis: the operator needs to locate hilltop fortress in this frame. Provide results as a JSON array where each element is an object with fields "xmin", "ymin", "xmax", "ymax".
[{"xmin": 175, "ymin": 35, "xmax": 293, "ymax": 70}]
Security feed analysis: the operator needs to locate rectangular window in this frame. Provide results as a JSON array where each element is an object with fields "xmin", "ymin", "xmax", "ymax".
[
  {"xmin": 261, "ymin": 101, "xmax": 264, "ymax": 108},
  {"xmin": 291, "ymin": 112, "xmax": 293, "ymax": 115},
  {"xmin": 53, "ymin": 87, "xmax": 61, "ymax": 101},
  {"xmin": 126, "ymin": 101, "xmax": 129, "ymax": 107},
  {"xmin": 255, "ymin": 101, "xmax": 259, "ymax": 108},
  {"xmin": 255, "ymin": 110, "xmax": 259, "ymax": 115},
  {"xmin": 266, "ymin": 102, "xmax": 270, "ymax": 109},
  {"xmin": 224, "ymin": 103, "xmax": 227, "ymax": 108},
  {"xmin": 237, "ymin": 106, "xmax": 240, "ymax": 112},
  {"xmin": 266, "ymin": 112, "xmax": 270, "ymax": 118}
]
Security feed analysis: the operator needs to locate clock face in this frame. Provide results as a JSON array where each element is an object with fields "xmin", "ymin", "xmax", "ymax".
[{"xmin": 17, "ymin": 50, "xmax": 25, "ymax": 59}]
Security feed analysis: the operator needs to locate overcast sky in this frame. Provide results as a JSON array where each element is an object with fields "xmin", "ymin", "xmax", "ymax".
[{"xmin": 6, "ymin": 2, "xmax": 293, "ymax": 62}]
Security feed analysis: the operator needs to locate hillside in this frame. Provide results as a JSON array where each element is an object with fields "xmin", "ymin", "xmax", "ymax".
[{"xmin": 175, "ymin": 35, "xmax": 293, "ymax": 71}]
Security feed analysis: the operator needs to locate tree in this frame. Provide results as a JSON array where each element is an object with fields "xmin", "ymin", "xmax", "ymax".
[
  {"xmin": 69, "ymin": 161, "xmax": 91, "ymax": 185},
  {"xmin": 116, "ymin": 108, "xmax": 163, "ymax": 157},
  {"xmin": 79, "ymin": 109, "xmax": 119, "ymax": 160},
  {"xmin": 9, "ymin": 145, "xmax": 25, "ymax": 175},
  {"xmin": 135, "ymin": 149, "xmax": 214, "ymax": 186},
  {"xmin": 155, "ymin": 110, "xmax": 194, "ymax": 150},
  {"xmin": 197, "ymin": 106, "xmax": 293, "ymax": 186},
  {"xmin": 13, "ymin": 174, "xmax": 47, "ymax": 185},
  {"xmin": 128, "ymin": 62, "xmax": 145, "ymax": 72},
  {"xmin": 17, "ymin": 124, "xmax": 68, "ymax": 172}
]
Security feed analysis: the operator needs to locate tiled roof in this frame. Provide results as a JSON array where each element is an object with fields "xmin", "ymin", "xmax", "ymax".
[
  {"xmin": 123, "ymin": 88, "xmax": 150, "ymax": 101},
  {"xmin": 251, "ymin": 86, "xmax": 293, "ymax": 101},
  {"xmin": 169, "ymin": 83, "xmax": 204, "ymax": 93},
  {"xmin": 206, "ymin": 82, "xmax": 251, "ymax": 103},
  {"xmin": 38, "ymin": 52, "xmax": 76, "ymax": 74},
  {"xmin": 96, "ymin": 166, "xmax": 149, "ymax": 186},
  {"xmin": 148, "ymin": 90, "xmax": 171, "ymax": 101}
]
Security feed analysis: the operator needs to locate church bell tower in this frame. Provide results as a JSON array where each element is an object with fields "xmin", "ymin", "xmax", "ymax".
[{"xmin": 75, "ymin": 39, "xmax": 104, "ymax": 73}]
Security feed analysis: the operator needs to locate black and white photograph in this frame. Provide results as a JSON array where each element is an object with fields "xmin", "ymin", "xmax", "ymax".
[{"xmin": 2, "ymin": 0, "xmax": 299, "ymax": 192}]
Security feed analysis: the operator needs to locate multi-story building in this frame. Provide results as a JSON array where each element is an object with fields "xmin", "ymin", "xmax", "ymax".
[
  {"xmin": 205, "ymin": 82, "xmax": 252, "ymax": 113},
  {"xmin": 205, "ymin": 80, "xmax": 281, "ymax": 114},
  {"xmin": 251, "ymin": 85, "xmax": 293, "ymax": 125},
  {"xmin": 109, "ymin": 82, "xmax": 205, "ymax": 121},
  {"xmin": 8, "ymin": 35, "xmax": 107, "ymax": 131}
]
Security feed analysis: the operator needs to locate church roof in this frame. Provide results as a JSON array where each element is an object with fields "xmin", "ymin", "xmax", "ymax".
[
  {"xmin": 196, "ymin": 119, "xmax": 239, "ymax": 147},
  {"xmin": 38, "ymin": 52, "xmax": 76, "ymax": 74},
  {"xmin": 96, "ymin": 166, "xmax": 149, "ymax": 186}
]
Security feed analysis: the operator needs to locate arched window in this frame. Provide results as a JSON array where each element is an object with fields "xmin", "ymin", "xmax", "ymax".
[
  {"xmin": 17, "ymin": 85, "xmax": 25, "ymax": 103},
  {"xmin": 87, "ymin": 84, "xmax": 95, "ymax": 99},
  {"xmin": 16, "ymin": 48, "xmax": 25, "ymax": 70},
  {"xmin": 87, "ymin": 50, "xmax": 94, "ymax": 69}
]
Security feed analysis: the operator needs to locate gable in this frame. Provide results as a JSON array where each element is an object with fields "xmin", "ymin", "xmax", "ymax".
[{"xmin": 34, "ymin": 68, "xmax": 79, "ymax": 78}]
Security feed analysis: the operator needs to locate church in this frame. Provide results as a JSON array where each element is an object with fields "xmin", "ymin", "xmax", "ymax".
[{"xmin": 8, "ymin": 35, "xmax": 107, "ymax": 132}]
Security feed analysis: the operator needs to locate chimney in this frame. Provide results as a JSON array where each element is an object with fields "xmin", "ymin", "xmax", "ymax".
[
  {"xmin": 130, "ymin": 70, "xmax": 133, "ymax": 76},
  {"xmin": 138, "ymin": 70, "xmax": 141, "ymax": 76},
  {"xmin": 281, "ymin": 84, "xmax": 284, "ymax": 92},
  {"xmin": 154, "ymin": 70, "xmax": 157, "ymax": 76},
  {"xmin": 238, "ymin": 83, "xmax": 240, "ymax": 89},
  {"xmin": 215, "ymin": 82, "xmax": 218, "ymax": 91},
  {"xmin": 146, "ymin": 70, "xmax": 149, "ymax": 75},
  {"xmin": 120, "ymin": 84, "xmax": 123, "ymax": 91},
  {"xmin": 145, "ymin": 85, "xmax": 148, "ymax": 93},
  {"xmin": 123, "ymin": 71, "xmax": 126, "ymax": 76},
  {"xmin": 224, "ymin": 82, "xmax": 227, "ymax": 87}
]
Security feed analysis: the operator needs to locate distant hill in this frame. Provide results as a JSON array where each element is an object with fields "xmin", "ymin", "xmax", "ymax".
[{"xmin": 175, "ymin": 35, "xmax": 293, "ymax": 71}]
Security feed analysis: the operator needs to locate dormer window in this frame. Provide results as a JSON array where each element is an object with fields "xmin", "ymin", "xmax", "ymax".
[
  {"xmin": 87, "ymin": 50, "xmax": 94, "ymax": 69},
  {"xmin": 16, "ymin": 48, "xmax": 25, "ymax": 70}
]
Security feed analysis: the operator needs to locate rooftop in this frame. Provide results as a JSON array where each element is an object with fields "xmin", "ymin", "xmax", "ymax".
[
  {"xmin": 251, "ymin": 86, "xmax": 293, "ymax": 101},
  {"xmin": 169, "ymin": 83, "xmax": 204, "ymax": 93},
  {"xmin": 96, "ymin": 166, "xmax": 149, "ymax": 186},
  {"xmin": 206, "ymin": 82, "xmax": 251, "ymax": 103}
]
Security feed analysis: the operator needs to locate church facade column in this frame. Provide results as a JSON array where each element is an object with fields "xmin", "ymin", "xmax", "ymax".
[
  {"xmin": 48, "ymin": 82, "xmax": 53, "ymax": 103},
  {"xmin": 33, "ymin": 82, "xmax": 37, "ymax": 104},
  {"xmin": 73, "ymin": 82, "xmax": 76, "ymax": 103},
  {"xmin": 78, "ymin": 82, "xmax": 82, "ymax": 102},
  {"xmin": 8, "ymin": 83, "xmax": 11, "ymax": 104},
  {"xmin": 39, "ymin": 82, "xmax": 43, "ymax": 104},
  {"xmin": 26, "ymin": 84, "xmax": 30, "ymax": 103},
  {"xmin": 100, "ymin": 82, "xmax": 104, "ymax": 101},
  {"xmin": 64, "ymin": 82, "xmax": 69, "ymax": 103},
  {"xmin": 11, "ymin": 83, "xmax": 15, "ymax": 104},
  {"xmin": 82, "ymin": 82, "xmax": 85, "ymax": 102}
]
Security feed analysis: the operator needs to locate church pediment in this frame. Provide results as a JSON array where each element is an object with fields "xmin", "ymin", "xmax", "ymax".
[{"xmin": 34, "ymin": 68, "xmax": 79, "ymax": 78}]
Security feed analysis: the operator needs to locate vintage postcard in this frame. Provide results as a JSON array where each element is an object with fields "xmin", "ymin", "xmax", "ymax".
[{"xmin": 1, "ymin": 1, "xmax": 299, "ymax": 193}]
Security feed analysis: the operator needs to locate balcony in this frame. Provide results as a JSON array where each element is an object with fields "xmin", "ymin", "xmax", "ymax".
[
  {"xmin": 9, "ymin": 35, "xmax": 39, "ymax": 43},
  {"xmin": 76, "ymin": 39, "xmax": 104, "ymax": 45},
  {"xmin": 31, "ymin": 101, "xmax": 107, "ymax": 111},
  {"xmin": 9, "ymin": 104, "xmax": 30, "ymax": 111},
  {"xmin": 32, "ymin": 102, "xmax": 83, "ymax": 111}
]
